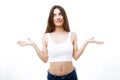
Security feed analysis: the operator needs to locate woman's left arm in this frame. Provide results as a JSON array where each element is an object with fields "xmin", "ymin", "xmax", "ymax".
[{"xmin": 72, "ymin": 32, "xmax": 103, "ymax": 60}]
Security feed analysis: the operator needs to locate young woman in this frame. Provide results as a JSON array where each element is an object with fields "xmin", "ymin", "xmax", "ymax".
[{"xmin": 17, "ymin": 5, "xmax": 103, "ymax": 80}]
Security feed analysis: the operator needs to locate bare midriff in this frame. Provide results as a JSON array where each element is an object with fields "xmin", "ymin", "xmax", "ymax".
[{"xmin": 49, "ymin": 61, "xmax": 74, "ymax": 76}]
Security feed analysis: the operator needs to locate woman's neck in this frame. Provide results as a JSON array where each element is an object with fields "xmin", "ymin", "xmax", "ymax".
[{"xmin": 54, "ymin": 26, "xmax": 65, "ymax": 32}]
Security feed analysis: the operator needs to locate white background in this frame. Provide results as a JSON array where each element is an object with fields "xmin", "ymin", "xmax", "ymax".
[{"xmin": 0, "ymin": 0, "xmax": 120, "ymax": 80}]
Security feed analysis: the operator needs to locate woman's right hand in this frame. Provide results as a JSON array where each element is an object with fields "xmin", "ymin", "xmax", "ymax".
[{"xmin": 17, "ymin": 38, "xmax": 34, "ymax": 47}]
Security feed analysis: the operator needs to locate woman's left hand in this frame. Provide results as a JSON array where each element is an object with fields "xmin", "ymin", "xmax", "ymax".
[{"xmin": 87, "ymin": 37, "xmax": 104, "ymax": 45}]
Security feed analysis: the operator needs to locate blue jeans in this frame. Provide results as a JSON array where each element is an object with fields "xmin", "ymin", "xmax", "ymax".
[{"xmin": 47, "ymin": 68, "xmax": 78, "ymax": 80}]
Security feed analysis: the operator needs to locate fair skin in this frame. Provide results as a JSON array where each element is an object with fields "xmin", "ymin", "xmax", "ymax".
[{"xmin": 17, "ymin": 8, "xmax": 103, "ymax": 76}]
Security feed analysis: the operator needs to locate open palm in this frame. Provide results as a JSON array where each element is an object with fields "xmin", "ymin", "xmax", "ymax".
[
  {"xmin": 17, "ymin": 38, "xmax": 34, "ymax": 47},
  {"xmin": 87, "ymin": 37, "xmax": 104, "ymax": 45}
]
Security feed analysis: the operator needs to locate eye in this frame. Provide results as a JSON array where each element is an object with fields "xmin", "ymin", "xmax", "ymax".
[
  {"xmin": 59, "ymin": 13, "xmax": 62, "ymax": 16},
  {"xmin": 53, "ymin": 13, "xmax": 56, "ymax": 17}
]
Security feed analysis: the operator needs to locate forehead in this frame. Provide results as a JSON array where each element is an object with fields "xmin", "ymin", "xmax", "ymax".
[{"xmin": 53, "ymin": 8, "xmax": 61, "ymax": 14}]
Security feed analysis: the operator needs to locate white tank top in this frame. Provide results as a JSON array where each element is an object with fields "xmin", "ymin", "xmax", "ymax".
[{"xmin": 47, "ymin": 32, "xmax": 73, "ymax": 62}]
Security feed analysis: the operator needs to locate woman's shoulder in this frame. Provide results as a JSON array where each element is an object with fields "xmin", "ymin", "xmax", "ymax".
[
  {"xmin": 42, "ymin": 33, "xmax": 48, "ymax": 38},
  {"xmin": 42, "ymin": 33, "xmax": 49, "ymax": 42},
  {"xmin": 70, "ymin": 31, "xmax": 77, "ymax": 37},
  {"xmin": 43, "ymin": 32, "xmax": 51, "ymax": 37},
  {"xmin": 70, "ymin": 31, "xmax": 77, "ymax": 41}
]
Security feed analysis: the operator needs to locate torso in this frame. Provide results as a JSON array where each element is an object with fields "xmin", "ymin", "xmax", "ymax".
[
  {"xmin": 49, "ymin": 61, "xmax": 74, "ymax": 76},
  {"xmin": 47, "ymin": 31, "xmax": 74, "ymax": 76}
]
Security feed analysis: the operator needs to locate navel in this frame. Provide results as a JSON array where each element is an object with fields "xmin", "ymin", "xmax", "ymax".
[{"xmin": 60, "ymin": 68, "xmax": 63, "ymax": 71}]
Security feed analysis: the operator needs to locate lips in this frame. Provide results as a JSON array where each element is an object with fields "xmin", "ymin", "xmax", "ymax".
[{"xmin": 55, "ymin": 19, "xmax": 62, "ymax": 23}]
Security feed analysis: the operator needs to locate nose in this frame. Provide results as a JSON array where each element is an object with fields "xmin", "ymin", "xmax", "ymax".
[{"xmin": 56, "ymin": 15, "xmax": 60, "ymax": 19}]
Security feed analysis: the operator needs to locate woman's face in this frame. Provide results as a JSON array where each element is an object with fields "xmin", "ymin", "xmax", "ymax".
[{"xmin": 53, "ymin": 8, "xmax": 64, "ymax": 27}]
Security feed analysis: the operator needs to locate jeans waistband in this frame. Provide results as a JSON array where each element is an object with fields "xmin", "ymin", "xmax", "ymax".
[{"xmin": 48, "ymin": 68, "xmax": 76, "ymax": 77}]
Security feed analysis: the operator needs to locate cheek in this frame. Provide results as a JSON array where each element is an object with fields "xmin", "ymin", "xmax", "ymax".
[
  {"xmin": 53, "ymin": 18, "xmax": 56, "ymax": 23},
  {"xmin": 60, "ymin": 16, "xmax": 64, "ymax": 20},
  {"xmin": 53, "ymin": 16, "xmax": 56, "ymax": 21}
]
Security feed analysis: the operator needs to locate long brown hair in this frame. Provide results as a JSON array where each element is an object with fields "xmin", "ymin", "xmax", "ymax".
[{"xmin": 45, "ymin": 5, "xmax": 70, "ymax": 33}]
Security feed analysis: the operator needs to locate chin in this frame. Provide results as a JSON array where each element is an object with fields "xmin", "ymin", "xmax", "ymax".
[{"xmin": 55, "ymin": 24, "xmax": 63, "ymax": 27}]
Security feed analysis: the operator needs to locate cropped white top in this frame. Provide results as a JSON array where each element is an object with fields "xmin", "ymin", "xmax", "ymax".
[{"xmin": 47, "ymin": 32, "xmax": 73, "ymax": 62}]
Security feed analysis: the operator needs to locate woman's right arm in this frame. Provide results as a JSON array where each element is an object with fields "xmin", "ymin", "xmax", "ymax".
[{"xmin": 17, "ymin": 34, "xmax": 48, "ymax": 63}]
